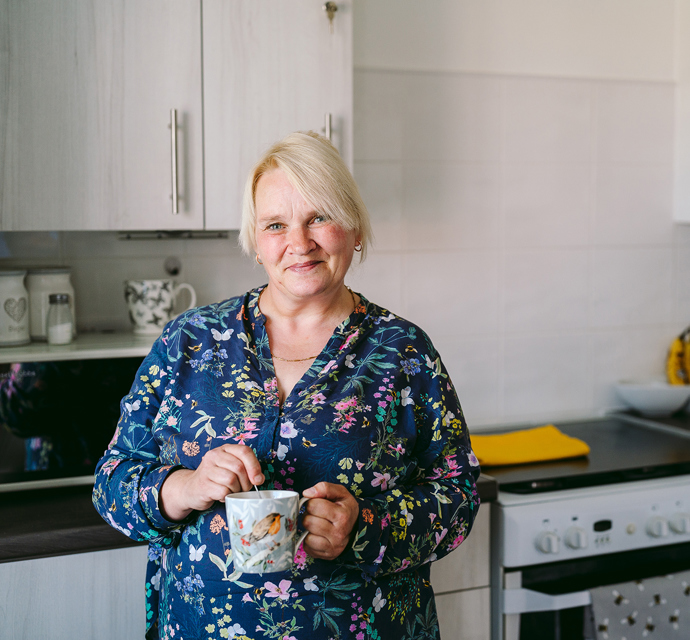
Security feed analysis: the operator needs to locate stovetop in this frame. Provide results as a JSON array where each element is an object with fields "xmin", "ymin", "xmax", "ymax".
[{"xmin": 481, "ymin": 416, "xmax": 690, "ymax": 494}]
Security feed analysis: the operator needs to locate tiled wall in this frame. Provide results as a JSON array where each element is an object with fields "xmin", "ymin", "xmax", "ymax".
[
  {"xmin": 1, "ymin": 70, "xmax": 689, "ymax": 429},
  {"xmin": 347, "ymin": 69, "xmax": 690, "ymax": 428},
  {"xmin": 0, "ymin": 231, "xmax": 266, "ymax": 334}
]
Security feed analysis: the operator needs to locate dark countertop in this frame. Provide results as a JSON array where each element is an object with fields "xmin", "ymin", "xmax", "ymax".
[
  {"xmin": 0, "ymin": 484, "xmax": 144, "ymax": 563},
  {"xmin": 0, "ymin": 475, "xmax": 498, "ymax": 563}
]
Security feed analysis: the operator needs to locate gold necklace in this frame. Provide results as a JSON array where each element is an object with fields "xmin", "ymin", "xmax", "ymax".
[{"xmin": 270, "ymin": 288, "xmax": 357, "ymax": 363}]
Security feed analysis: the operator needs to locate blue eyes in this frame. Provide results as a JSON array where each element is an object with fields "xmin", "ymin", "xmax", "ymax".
[{"xmin": 264, "ymin": 215, "xmax": 327, "ymax": 231}]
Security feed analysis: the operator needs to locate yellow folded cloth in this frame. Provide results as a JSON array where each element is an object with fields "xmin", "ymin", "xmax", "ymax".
[{"xmin": 470, "ymin": 424, "xmax": 590, "ymax": 467}]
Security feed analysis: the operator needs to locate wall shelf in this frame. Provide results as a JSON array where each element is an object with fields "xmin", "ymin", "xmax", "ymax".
[{"xmin": 0, "ymin": 332, "xmax": 156, "ymax": 364}]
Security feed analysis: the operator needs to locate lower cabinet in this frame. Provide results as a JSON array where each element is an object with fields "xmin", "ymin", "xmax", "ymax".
[
  {"xmin": 0, "ymin": 507, "xmax": 492, "ymax": 639},
  {"xmin": 436, "ymin": 587, "xmax": 491, "ymax": 640},
  {"xmin": 0, "ymin": 545, "xmax": 148, "ymax": 640},
  {"xmin": 431, "ymin": 506, "xmax": 491, "ymax": 640}
]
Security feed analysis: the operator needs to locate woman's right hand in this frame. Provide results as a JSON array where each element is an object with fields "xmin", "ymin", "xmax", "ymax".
[{"xmin": 159, "ymin": 444, "xmax": 264, "ymax": 522}]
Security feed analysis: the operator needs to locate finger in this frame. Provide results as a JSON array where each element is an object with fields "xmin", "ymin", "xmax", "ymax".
[
  {"xmin": 303, "ymin": 535, "xmax": 334, "ymax": 559},
  {"xmin": 210, "ymin": 446, "xmax": 263, "ymax": 491},
  {"xmin": 192, "ymin": 467, "xmax": 242, "ymax": 501},
  {"xmin": 222, "ymin": 444, "xmax": 265, "ymax": 486},
  {"xmin": 205, "ymin": 455, "xmax": 252, "ymax": 493},
  {"xmin": 303, "ymin": 498, "xmax": 343, "ymax": 525},
  {"xmin": 303, "ymin": 481, "xmax": 348, "ymax": 500},
  {"xmin": 303, "ymin": 516, "xmax": 351, "ymax": 550}
]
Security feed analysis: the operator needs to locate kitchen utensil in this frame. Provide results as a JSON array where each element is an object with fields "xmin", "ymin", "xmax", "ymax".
[
  {"xmin": 614, "ymin": 379, "xmax": 690, "ymax": 416},
  {"xmin": 124, "ymin": 279, "xmax": 197, "ymax": 335}
]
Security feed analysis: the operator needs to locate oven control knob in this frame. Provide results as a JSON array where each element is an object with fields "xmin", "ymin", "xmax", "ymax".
[
  {"xmin": 564, "ymin": 526, "xmax": 588, "ymax": 550},
  {"xmin": 670, "ymin": 513, "xmax": 690, "ymax": 534},
  {"xmin": 535, "ymin": 531, "xmax": 560, "ymax": 554},
  {"xmin": 646, "ymin": 516, "xmax": 669, "ymax": 538}
]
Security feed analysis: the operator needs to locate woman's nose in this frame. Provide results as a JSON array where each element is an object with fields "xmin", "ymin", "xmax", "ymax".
[{"xmin": 287, "ymin": 225, "xmax": 315, "ymax": 253}]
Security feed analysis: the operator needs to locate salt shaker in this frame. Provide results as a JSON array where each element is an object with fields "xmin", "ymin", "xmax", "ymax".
[
  {"xmin": 26, "ymin": 267, "xmax": 76, "ymax": 340},
  {"xmin": 46, "ymin": 293, "xmax": 73, "ymax": 345}
]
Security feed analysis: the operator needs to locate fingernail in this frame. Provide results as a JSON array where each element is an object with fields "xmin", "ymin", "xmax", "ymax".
[{"xmin": 303, "ymin": 487, "xmax": 315, "ymax": 497}]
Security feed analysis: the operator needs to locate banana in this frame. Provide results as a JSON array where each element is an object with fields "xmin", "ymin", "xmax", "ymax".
[
  {"xmin": 682, "ymin": 329, "xmax": 690, "ymax": 386},
  {"xmin": 667, "ymin": 326, "xmax": 690, "ymax": 385},
  {"xmin": 667, "ymin": 335, "xmax": 687, "ymax": 385}
]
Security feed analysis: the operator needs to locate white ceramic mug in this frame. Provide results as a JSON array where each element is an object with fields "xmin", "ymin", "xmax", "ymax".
[
  {"xmin": 225, "ymin": 490, "xmax": 309, "ymax": 574},
  {"xmin": 124, "ymin": 279, "xmax": 197, "ymax": 335}
]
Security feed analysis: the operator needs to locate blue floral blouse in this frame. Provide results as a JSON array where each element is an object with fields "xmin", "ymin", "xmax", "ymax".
[{"xmin": 93, "ymin": 287, "xmax": 481, "ymax": 640}]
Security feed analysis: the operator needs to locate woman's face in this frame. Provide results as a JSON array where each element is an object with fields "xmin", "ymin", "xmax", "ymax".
[{"xmin": 254, "ymin": 168, "xmax": 358, "ymax": 301}]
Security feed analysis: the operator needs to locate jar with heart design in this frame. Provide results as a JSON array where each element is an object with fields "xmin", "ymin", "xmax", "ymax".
[{"xmin": 0, "ymin": 270, "xmax": 30, "ymax": 346}]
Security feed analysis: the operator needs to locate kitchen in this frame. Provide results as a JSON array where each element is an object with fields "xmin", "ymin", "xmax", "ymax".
[{"xmin": 1, "ymin": 1, "xmax": 690, "ymax": 639}]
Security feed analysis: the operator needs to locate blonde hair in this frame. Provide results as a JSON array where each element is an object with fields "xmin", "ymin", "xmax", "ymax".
[{"xmin": 240, "ymin": 131, "xmax": 373, "ymax": 260}]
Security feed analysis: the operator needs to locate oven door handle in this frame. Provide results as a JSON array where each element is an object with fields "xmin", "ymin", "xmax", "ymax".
[{"xmin": 503, "ymin": 587, "xmax": 592, "ymax": 614}]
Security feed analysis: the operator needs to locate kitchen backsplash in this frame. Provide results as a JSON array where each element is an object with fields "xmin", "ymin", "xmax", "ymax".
[
  {"xmin": 1, "ymin": 70, "xmax": 689, "ymax": 430},
  {"xmin": 349, "ymin": 68, "xmax": 690, "ymax": 429}
]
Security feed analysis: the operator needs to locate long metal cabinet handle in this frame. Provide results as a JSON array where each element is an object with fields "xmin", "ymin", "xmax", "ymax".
[
  {"xmin": 169, "ymin": 108, "xmax": 179, "ymax": 215},
  {"xmin": 324, "ymin": 112, "xmax": 332, "ymax": 141}
]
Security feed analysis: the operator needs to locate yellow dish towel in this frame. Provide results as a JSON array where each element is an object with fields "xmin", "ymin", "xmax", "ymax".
[{"xmin": 470, "ymin": 425, "xmax": 590, "ymax": 467}]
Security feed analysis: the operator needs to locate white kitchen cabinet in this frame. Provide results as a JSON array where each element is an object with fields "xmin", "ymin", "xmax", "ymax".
[
  {"xmin": 431, "ymin": 506, "xmax": 491, "ymax": 640},
  {"xmin": 203, "ymin": 0, "xmax": 353, "ymax": 230},
  {"xmin": 0, "ymin": 0, "xmax": 204, "ymax": 231},
  {"xmin": 0, "ymin": 0, "xmax": 353, "ymax": 233},
  {"xmin": 436, "ymin": 587, "xmax": 491, "ymax": 640},
  {"xmin": 0, "ymin": 545, "xmax": 148, "ymax": 640}
]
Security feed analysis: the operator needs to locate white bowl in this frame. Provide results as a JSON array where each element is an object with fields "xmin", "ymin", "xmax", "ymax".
[{"xmin": 614, "ymin": 380, "xmax": 690, "ymax": 416}]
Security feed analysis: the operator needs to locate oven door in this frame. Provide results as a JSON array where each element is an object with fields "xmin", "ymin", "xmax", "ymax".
[{"xmin": 497, "ymin": 542, "xmax": 690, "ymax": 640}]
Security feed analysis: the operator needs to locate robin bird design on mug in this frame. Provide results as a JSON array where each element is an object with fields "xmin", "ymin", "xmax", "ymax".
[{"xmin": 242, "ymin": 512, "xmax": 281, "ymax": 546}]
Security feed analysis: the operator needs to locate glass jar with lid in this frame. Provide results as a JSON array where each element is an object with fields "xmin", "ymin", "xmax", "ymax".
[
  {"xmin": 47, "ymin": 293, "xmax": 73, "ymax": 345},
  {"xmin": 26, "ymin": 267, "xmax": 76, "ymax": 341}
]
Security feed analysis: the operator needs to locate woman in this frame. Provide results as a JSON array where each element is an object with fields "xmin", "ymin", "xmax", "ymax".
[{"xmin": 93, "ymin": 131, "xmax": 481, "ymax": 640}]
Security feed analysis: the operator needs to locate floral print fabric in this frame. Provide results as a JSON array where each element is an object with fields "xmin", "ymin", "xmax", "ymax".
[{"xmin": 93, "ymin": 287, "xmax": 481, "ymax": 640}]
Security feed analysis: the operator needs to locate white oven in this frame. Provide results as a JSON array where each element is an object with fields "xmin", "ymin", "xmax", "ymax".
[{"xmin": 487, "ymin": 416, "xmax": 690, "ymax": 640}]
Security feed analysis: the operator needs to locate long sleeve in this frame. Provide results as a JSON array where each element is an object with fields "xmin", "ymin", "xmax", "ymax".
[
  {"xmin": 338, "ymin": 341, "xmax": 481, "ymax": 578},
  {"xmin": 92, "ymin": 341, "xmax": 187, "ymax": 546}
]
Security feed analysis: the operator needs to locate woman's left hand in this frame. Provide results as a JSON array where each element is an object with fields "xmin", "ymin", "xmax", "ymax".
[{"xmin": 301, "ymin": 482, "xmax": 360, "ymax": 560}]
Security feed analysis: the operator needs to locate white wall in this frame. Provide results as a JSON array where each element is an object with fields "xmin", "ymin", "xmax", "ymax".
[
  {"xmin": 346, "ymin": 0, "xmax": 690, "ymax": 427},
  {"xmin": 353, "ymin": 0, "xmax": 676, "ymax": 81},
  {"xmin": 1, "ymin": 1, "xmax": 689, "ymax": 429}
]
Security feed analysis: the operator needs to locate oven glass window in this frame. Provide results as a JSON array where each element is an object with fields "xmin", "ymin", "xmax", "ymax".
[{"xmin": 0, "ymin": 358, "xmax": 143, "ymax": 486}]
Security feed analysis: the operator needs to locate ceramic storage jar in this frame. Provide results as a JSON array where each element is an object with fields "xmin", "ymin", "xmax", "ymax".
[{"xmin": 0, "ymin": 270, "xmax": 30, "ymax": 346}]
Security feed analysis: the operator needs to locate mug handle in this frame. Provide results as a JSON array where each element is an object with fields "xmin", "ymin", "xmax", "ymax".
[
  {"xmin": 174, "ymin": 283, "xmax": 197, "ymax": 311},
  {"xmin": 294, "ymin": 496, "xmax": 311, "ymax": 550}
]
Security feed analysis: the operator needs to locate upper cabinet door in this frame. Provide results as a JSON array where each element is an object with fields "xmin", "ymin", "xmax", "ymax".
[
  {"xmin": 203, "ymin": 0, "xmax": 353, "ymax": 231},
  {"xmin": 1, "ymin": 1, "xmax": 203, "ymax": 231}
]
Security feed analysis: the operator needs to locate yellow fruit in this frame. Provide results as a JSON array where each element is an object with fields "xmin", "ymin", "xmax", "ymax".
[
  {"xmin": 667, "ymin": 332, "xmax": 690, "ymax": 385},
  {"xmin": 682, "ymin": 330, "xmax": 690, "ymax": 386}
]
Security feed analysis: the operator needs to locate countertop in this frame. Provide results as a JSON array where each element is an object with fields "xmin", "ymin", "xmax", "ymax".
[{"xmin": 0, "ymin": 474, "xmax": 498, "ymax": 563}]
